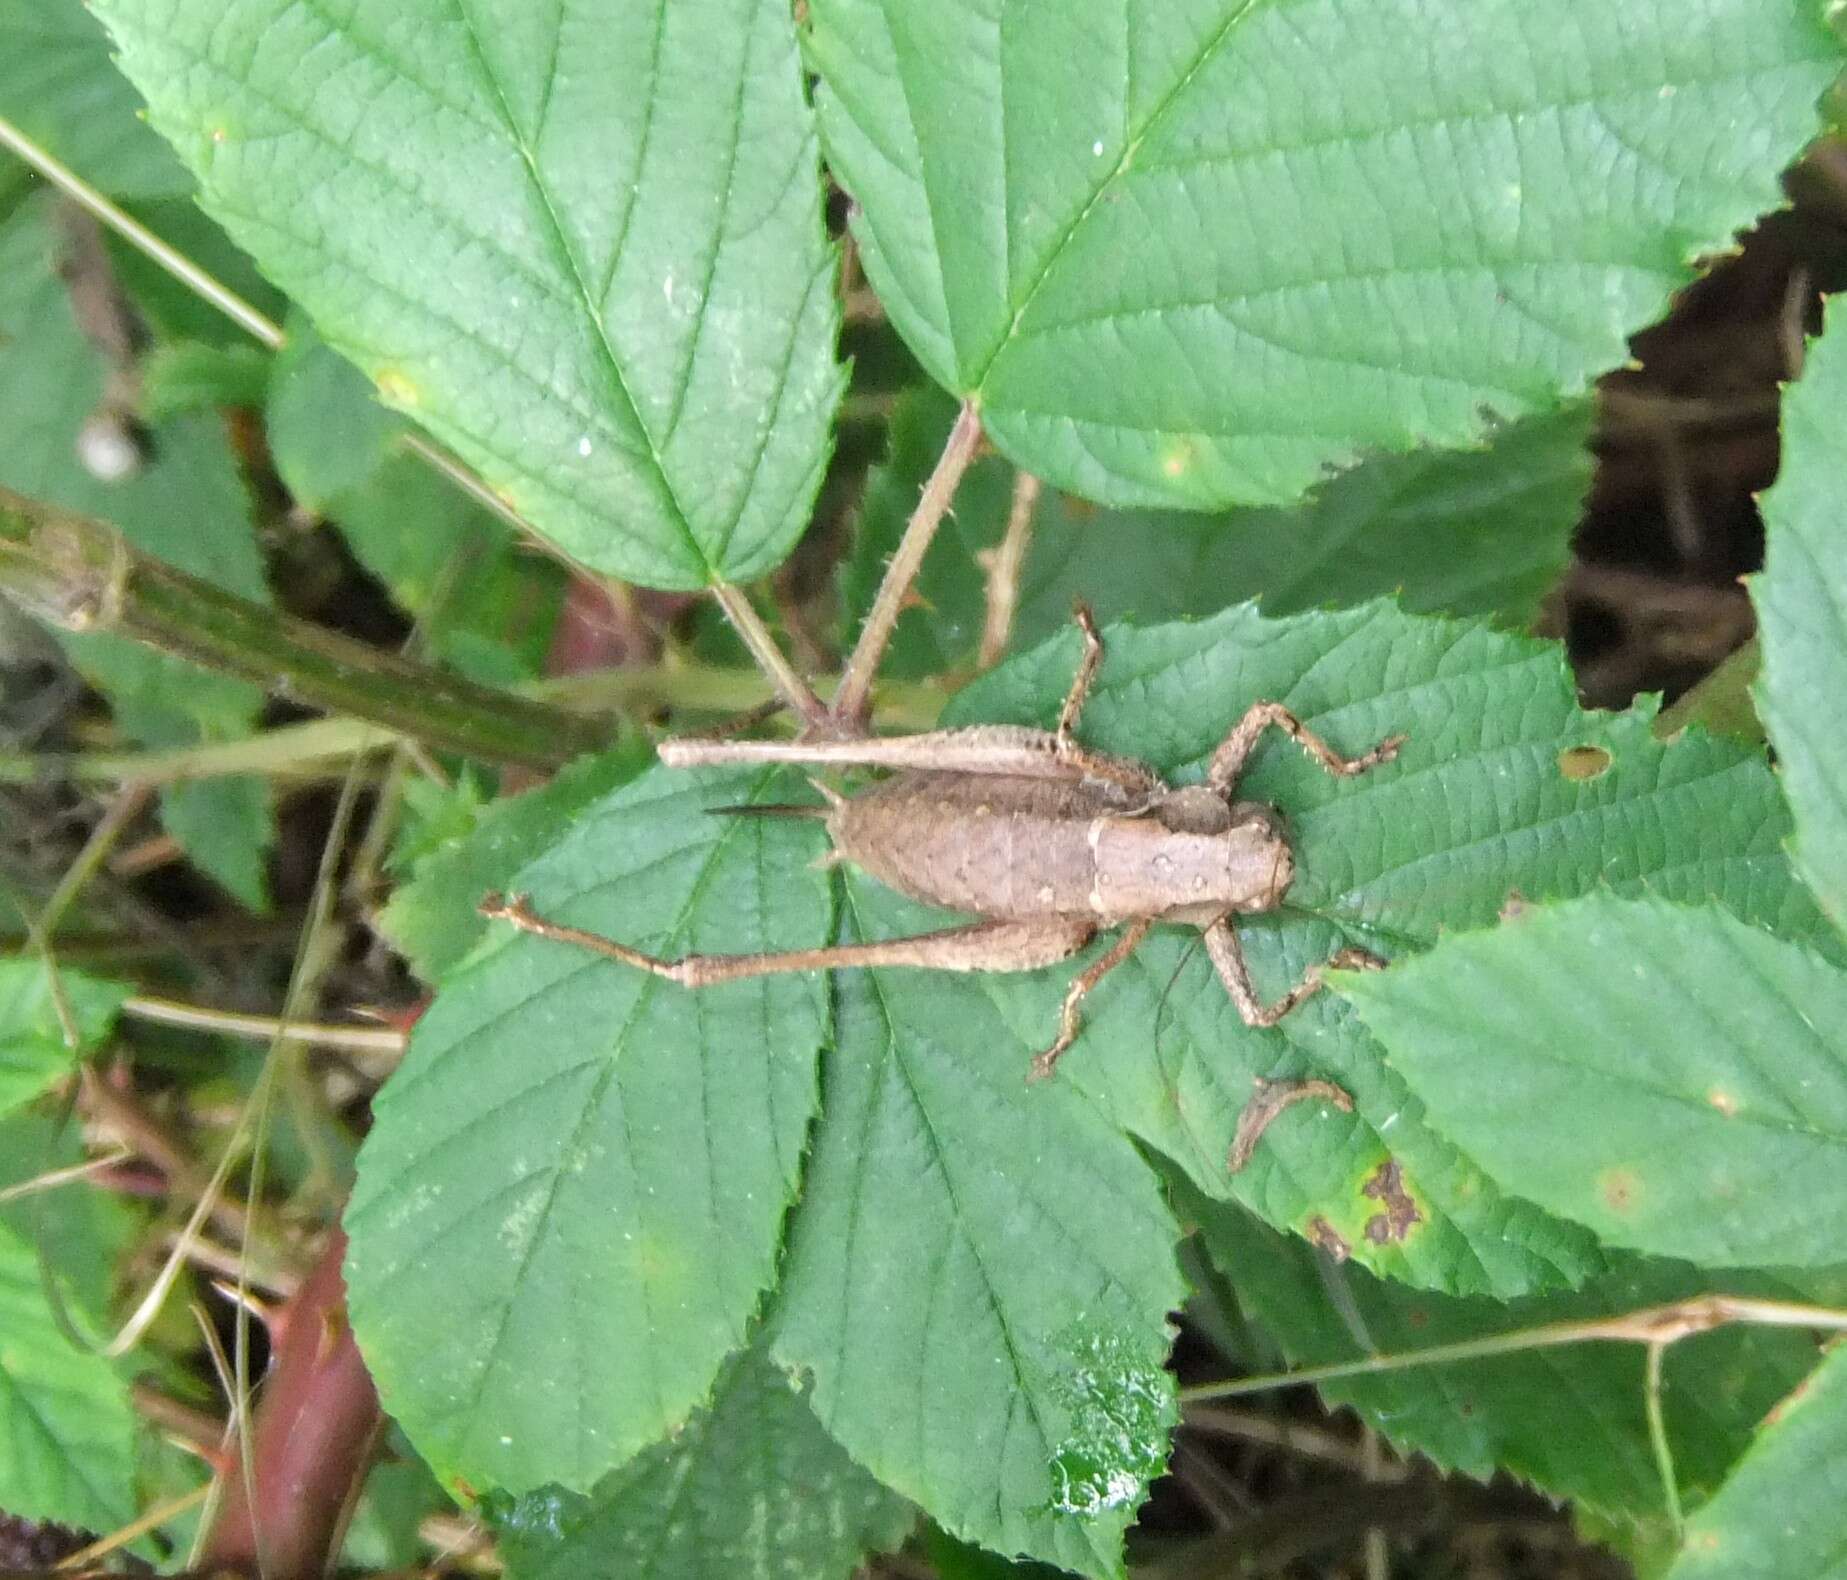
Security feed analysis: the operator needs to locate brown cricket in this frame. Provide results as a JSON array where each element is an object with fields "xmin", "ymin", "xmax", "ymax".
[{"xmin": 481, "ymin": 606, "xmax": 1404, "ymax": 1080}]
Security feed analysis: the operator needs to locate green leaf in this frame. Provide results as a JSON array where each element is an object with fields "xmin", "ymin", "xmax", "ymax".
[
  {"xmin": 0, "ymin": 0, "xmax": 191, "ymax": 201},
  {"xmin": 95, "ymin": 0, "xmax": 845, "ymax": 590},
  {"xmin": 950, "ymin": 604, "xmax": 1825, "ymax": 1298},
  {"xmin": 0, "ymin": 198, "xmax": 275, "ymax": 905},
  {"xmin": 138, "ymin": 340, "xmax": 272, "ymax": 421},
  {"xmin": 1341, "ymin": 895, "xmax": 1847, "ymax": 1268},
  {"xmin": 771, "ymin": 875, "xmax": 1184, "ymax": 1580},
  {"xmin": 1755, "ymin": 295, "xmax": 1847, "ymax": 931},
  {"xmin": 0, "ymin": 961, "xmax": 130, "ymax": 1119},
  {"xmin": 846, "ymin": 390, "xmax": 1589, "ymax": 679},
  {"xmin": 379, "ymin": 746, "xmax": 650, "ymax": 983},
  {"xmin": 266, "ymin": 322, "xmax": 404, "ymax": 515},
  {"xmin": 0, "ymin": 1116, "xmax": 136, "ymax": 1533},
  {"xmin": 159, "ymin": 777, "xmax": 272, "ymax": 912},
  {"xmin": 807, "ymin": 0, "xmax": 1838, "ymax": 507},
  {"xmin": 1667, "ymin": 1343, "xmax": 1847, "ymax": 1580},
  {"xmin": 1185, "ymin": 1183, "xmax": 1840, "ymax": 1517},
  {"xmin": 345, "ymin": 765, "xmax": 832, "ymax": 1496},
  {"xmin": 496, "ymin": 1337, "xmax": 913, "ymax": 1580}
]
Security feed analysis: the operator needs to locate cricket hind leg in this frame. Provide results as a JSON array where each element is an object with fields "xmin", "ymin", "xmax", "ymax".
[
  {"xmin": 1028, "ymin": 917, "xmax": 1152, "ymax": 1082},
  {"xmin": 480, "ymin": 893, "xmax": 1094, "ymax": 990},
  {"xmin": 1203, "ymin": 919, "xmax": 1385, "ymax": 1028},
  {"xmin": 1207, "ymin": 702, "xmax": 1405, "ymax": 796}
]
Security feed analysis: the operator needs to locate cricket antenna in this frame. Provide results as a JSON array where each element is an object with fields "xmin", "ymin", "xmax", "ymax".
[
  {"xmin": 705, "ymin": 803, "xmax": 829, "ymax": 821},
  {"xmin": 1153, "ymin": 928, "xmax": 1209, "ymax": 1053}
]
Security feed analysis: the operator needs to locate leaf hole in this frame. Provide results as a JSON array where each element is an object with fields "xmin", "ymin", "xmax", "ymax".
[{"xmin": 1558, "ymin": 744, "xmax": 1612, "ymax": 781}]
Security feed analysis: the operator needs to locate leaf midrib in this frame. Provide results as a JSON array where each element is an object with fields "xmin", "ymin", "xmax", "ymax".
[
  {"xmin": 449, "ymin": 0, "xmax": 714, "ymax": 580},
  {"xmin": 964, "ymin": 0, "xmax": 1261, "ymax": 397}
]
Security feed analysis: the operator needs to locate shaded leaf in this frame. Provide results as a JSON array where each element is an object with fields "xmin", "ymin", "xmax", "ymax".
[
  {"xmin": 0, "ymin": 0, "xmax": 190, "ymax": 202},
  {"xmin": 846, "ymin": 390, "xmax": 1590, "ymax": 679},
  {"xmin": 0, "ymin": 961, "xmax": 130, "ymax": 1119},
  {"xmin": 952, "ymin": 604, "xmax": 1825, "ymax": 1297},
  {"xmin": 496, "ymin": 1336, "xmax": 912, "ymax": 1580},
  {"xmin": 1341, "ymin": 895, "xmax": 1847, "ymax": 1267},
  {"xmin": 1755, "ymin": 295, "xmax": 1847, "ymax": 929},
  {"xmin": 1185, "ymin": 1181, "xmax": 1842, "ymax": 1517},
  {"xmin": 96, "ymin": 0, "xmax": 845, "ymax": 589},
  {"xmin": 0, "ymin": 198, "xmax": 274, "ymax": 906},
  {"xmin": 772, "ymin": 874, "xmax": 1184, "ymax": 1580},
  {"xmin": 808, "ymin": 0, "xmax": 1837, "ymax": 507},
  {"xmin": 0, "ymin": 1115, "xmax": 136, "ymax": 1533},
  {"xmin": 138, "ymin": 340, "xmax": 271, "ymax": 421},
  {"xmin": 345, "ymin": 766, "xmax": 832, "ymax": 1495},
  {"xmin": 1667, "ymin": 1342, "xmax": 1847, "ymax": 1580},
  {"xmin": 379, "ymin": 746, "xmax": 649, "ymax": 983},
  {"xmin": 265, "ymin": 322, "xmax": 403, "ymax": 514}
]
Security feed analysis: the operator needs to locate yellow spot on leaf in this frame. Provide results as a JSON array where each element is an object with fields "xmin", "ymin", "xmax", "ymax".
[
  {"xmin": 1160, "ymin": 440, "xmax": 1195, "ymax": 479},
  {"xmin": 1707, "ymin": 1087, "xmax": 1740, "ymax": 1116},
  {"xmin": 375, "ymin": 369, "xmax": 420, "ymax": 408}
]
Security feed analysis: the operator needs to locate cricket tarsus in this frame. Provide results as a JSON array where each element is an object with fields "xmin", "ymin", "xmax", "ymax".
[{"xmin": 483, "ymin": 605, "xmax": 1406, "ymax": 1078}]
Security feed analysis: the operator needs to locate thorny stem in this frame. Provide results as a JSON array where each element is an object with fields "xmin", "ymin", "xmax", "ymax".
[
  {"xmin": 1178, "ymin": 1293, "xmax": 1847, "ymax": 1404},
  {"xmin": 710, "ymin": 581, "xmax": 827, "ymax": 727},
  {"xmin": 0, "ymin": 486, "xmax": 609, "ymax": 769},
  {"xmin": 0, "ymin": 666, "xmax": 947, "ymax": 788},
  {"xmin": 832, "ymin": 399, "xmax": 984, "ymax": 728},
  {"xmin": 978, "ymin": 468, "xmax": 1043, "ymax": 668}
]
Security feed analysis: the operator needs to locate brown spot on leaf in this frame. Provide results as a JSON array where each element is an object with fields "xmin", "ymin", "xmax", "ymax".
[
  {"xmin": 1305, "ymin": 1216, "xmax": 1351, "ymax": 1262},
  {"xmin": 1498, "ymin": 889, "xmax": 1530, "ymax": 924},
  {"xmin": 1558, "ymin": 745, "xmax": 1613, "ymax": 781},
  {"xmin": 1361, "ymin": 1160, "xmax": 1423, "ymax": 1244},
  {"xmin": 1600, "ymin": 1167, "xmax": 1642, "ymax": 1214}
]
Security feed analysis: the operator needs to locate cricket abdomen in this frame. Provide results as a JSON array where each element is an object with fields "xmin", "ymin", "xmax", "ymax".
[{"xmin": 830, "ymin": 772, "xmax": 1109, "ymax": 919}]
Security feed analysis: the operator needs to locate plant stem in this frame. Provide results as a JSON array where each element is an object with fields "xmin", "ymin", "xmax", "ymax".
[
  {"xmin": 833, "ymin": 399, "xmax": 984, "ymax": 727},
  {"xmin": 979, "ymin": 468, "xmax": 1042, "ymax": 669},
  {"xmin": 1178, "ymin": 1293, "xmax": 1847, "ymax": 1403},
  {"xmin": 121, "ymin": 995, "xmax": 406, "ymax": 1055},
  {"xmin": 710, "ymin": 581, "xmax": 826, "ymax": 727},
  {"xmin": 0, "ymin": 486, "xmax": 610, "ymax": 769},
  {"xmin": 0, "ymin": 115, "xmax": 284, "ymax": 351}
]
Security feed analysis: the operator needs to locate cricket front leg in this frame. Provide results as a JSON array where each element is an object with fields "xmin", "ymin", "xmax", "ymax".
[
  {"xmin": 1204, "ymin": 919, "xmax": 1386, "ymax": 1028},
  {"xmin": 481, "ymin": 893, "xmax": 1094, "ymax": 988},
  {"xmin": 1207, "ymin": 702, "xmax": 1405, "ymax": 796}
]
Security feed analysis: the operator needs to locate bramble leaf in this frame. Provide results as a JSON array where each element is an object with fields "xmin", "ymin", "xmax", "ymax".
[
  {"xmin": 1341, "ymin": 895, "xmax": 1847, "ymax": 1267},
  {"xmin": 1755, "ymin": 294, "xmax": 1847, "ymax": 933},
  {"xmin": 0, "ymin": 1115, "xmax": 136, "ymax": 1533},
  {"xmin": 807, "ymin": 0, "xmax": 1838, "ymax": 507},
  {"xmin": 0, "ymin": 961, "xmax": 131, "ymax": 1120},
  {"xmin": 1187, "ymin": 1184, "xmax": 1844, "ymax": 1517},
  {"xmin": 345, "ymin": 764, "xmax": 832, "ymax": 1495},
  {"xmin": 94, "ymin": 0, "xmax": 845, "ymax": 590},
  {"xmin": 379, "ymin": 746, "xmax": 649, "ymax": 983},
  {"xmin": 496, "ymin": 1336, "xmax": 913, "ymax": 1580},
  {"xmin": 952, "ymin": 603, "xmax": 1828, "ymax": 1297},
  {"xmin": 771, "ymin": 877, "xmax": 1184, "ymax": 1579},
  {"xmin": 1667, "ymin": 1343, "xmax": 1847, "ymax": 1580}
]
